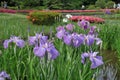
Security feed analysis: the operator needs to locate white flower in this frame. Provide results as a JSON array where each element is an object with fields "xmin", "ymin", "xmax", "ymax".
[
  {"xmin": 65, "ymin": 14, "xmax": 72, "ymax": 19},
  {"xmin": 63, "ymin": 18, "xmax": 68, "ymax": 23}
]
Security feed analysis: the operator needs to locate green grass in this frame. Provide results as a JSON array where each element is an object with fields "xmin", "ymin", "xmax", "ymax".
[{"xmin": 0, "ymin": 13, "xmax": 60, "ymax": 40}]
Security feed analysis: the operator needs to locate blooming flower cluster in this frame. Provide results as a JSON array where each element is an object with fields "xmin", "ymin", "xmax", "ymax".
[
  {"xmin": 28, "ymin": 33, "xmax": 59, "ymax": 59},
  {"xmin": 0, "ymin": 9, "xmax": 16, "ymax": 13},
  {"xmin": 3, "ymin": 34, "xmax": 59, "ymax": 60},
  {"xmin": 56, "ymin": 19, "xmax": 103, "ymax": 68},
  {"xmin": 56, "ymin": 20, "xmax": 102, "ymax": 47},
  {"xmin": 62, "ymin": 14, "xmax": 73, "ymax": 23},
  {"xmin": 81, "ymin": 51, "xmax": 103, "ymax": 69},
  {"xmin": 0, "ymin": 8, "xmax": 33, "ymax": 14},
  {"xmin": 69, "ymin": 16, "xmax": 105, "ymax": 23},
  {"xmin": 40, "ymin": 10, "xmax": 100, "ymax": 13}
]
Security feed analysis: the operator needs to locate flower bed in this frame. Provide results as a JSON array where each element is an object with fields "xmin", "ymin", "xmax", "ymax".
[
  {"xmin": 17, "ymin": 10, "xmax": 33, "ymax": 13},
  {"xmin": 40, "ymin": 10, "xmax": 100, "ymax": 13},
  {"xmin": 0, "ymin": 9, "xmax": 16, "ymax": 13},
  {"xmin": 69, "ymin": 16, "xmax": 105, "ymax": 23},
  {"xmin": 0, "ymin": 8, "xmax": 117, "ymax": 15},
  {"xmin": 0, "ymin": 8, "xmax": 33, "ymax": 14}
]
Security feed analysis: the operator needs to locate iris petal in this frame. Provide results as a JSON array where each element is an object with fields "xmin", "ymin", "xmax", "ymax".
[
  {"xmin": 3, "ymin": 40, "xmax": 11, "ymax": 48},
  {"xmin": 33, "ymin": 46, "xmax": 46, "ymax": 58},
  {"xmin": 16, "ymin": 40, "xmax": 25, "ymax": 48}
]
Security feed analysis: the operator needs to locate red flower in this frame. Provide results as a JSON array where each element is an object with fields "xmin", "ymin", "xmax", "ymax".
[{"xmin": 70, "ymin": 16, "xmax": 104, "ymax": 23}]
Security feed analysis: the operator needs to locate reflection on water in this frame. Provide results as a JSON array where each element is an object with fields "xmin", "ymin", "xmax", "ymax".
[{"xmin": 100, "ymin": 50, "xmax": 120, "ymax": 79}]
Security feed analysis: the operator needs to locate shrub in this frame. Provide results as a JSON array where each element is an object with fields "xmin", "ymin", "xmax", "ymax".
[
  {"xmin": 95, "ymin": 0, "xmax": 106, "ymax": 9},
  {"xmin": 27, "ymin": 11, "xmax": 62, "ymax": 25},
  {"xmin": 106, "ymin": 1, "xmax": 115, "ymax": 9},
  {"xmin": 87, "ymin": 5, "xmax": 96, "ymax": 10}
]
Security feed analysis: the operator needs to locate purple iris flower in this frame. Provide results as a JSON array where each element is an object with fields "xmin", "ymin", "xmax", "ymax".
[
  {"xmin": 33, "ymin": 42, "xmax": 59, "ymax": 59},
  {"xmin": 84, "ymin": 34, "xmax": 102, "ymax": 46},
  {"xmin": 28, "ymin": 33, "xmax": 48, "ymax": 46},
  {"xmin": 105, "ymin": 9, "xmax": 111, "ymax": 15},
  {"xmin": 56, "ymin": 26, "xmax": 64, "ymax": 31},
  {"xmin": 0, "ymin": 71, "xmax": 10, "ymax": 80},
  {"xmin": 78, "ymin": 20, "xmax": 90, "ymax": 30},
  {"xmin": 95, "ymin": 38, "xmax": 102, "ymax": 45},
  {"xmin": 81, "ymin": 51, "xmax": 103, "ymax": 69},
  {"xmin": 84, "ymin": 35, "xmax": 95, "ymax": 46},
  {"xmin": 72, "ymin": 33, "xmax": 84, "ymax": 47},
  {"xmin": 65, "ymin": 23, "xmax": 74, "ymax": 31},
  {"xmin": 56, "ymin": 27, "xmax": 66, "ymax": 39},
  {"xmin": 63, "ymin": 34, "xmax": 72, "ymax": 45},
  {"xmin": 88, "ymin": 26, "xmax": 96, "ymax": 35},
  {"xmin": 3, "ymin": 36, "xmax": 25, "ymax": 48}
]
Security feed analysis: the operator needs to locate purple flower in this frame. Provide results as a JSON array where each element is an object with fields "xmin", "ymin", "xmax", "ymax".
[
  {"xmin": 3, "ymin": 36, "xmax": 25, "ymax": 48},
  {"xmin": 84, "ymin": 34, "xmax": 102, "ymax": 46},
  {"xmin": 28, "ymin": 33, "xmax": 48, "ymax": 46},
  {"xmin": 56, "ymin": 27, "xmax": 66, "ymax": 39},
  {"xmin": 72, "ymin": 33, "xmax": 84, "ymax": 47},
  {"xmin": 88, "ymin": 26, "xmax": 96, "ymax": 35},
  {"xmin": 30, "ymin": 33, "xmax": 59, "ymax": 59},
  {"xmin": 78, "ymin": 20, "xmax": 90, "ymax": 30},
  {"xmin": 56, "ymin": 26, "xmax": 64, "ymax": 31},
  {"xmin": 33, "ymin": 42, "xmax": 59, "ymax": 59},
  {"xmin": 65, "ymin": 24, "xmax": 74, "ymax": 31},
  {"xmin": 84, "ymin": 35, "xmax": 95, "ymax": 46},
  {"xmin": 105, "ymin": 9, "xmax": 111, "ymax": 14},
  {"xmin": 81, "ymin": 51, "xmax": 103, "ymax": 69},
  {"xmin": 81, "ymin": 52, "xmax": 89, "ymax": 64},
  {"xmin": 63, "ymin": 34, "xmax": 72, "ymax": 45},
  {"xmin": 95, "ymin": 38, "xmax": 102, "ymax": 45},
  {"xmin": 0, "ymin": 71, "xmax": 10, "ymax": 80}
]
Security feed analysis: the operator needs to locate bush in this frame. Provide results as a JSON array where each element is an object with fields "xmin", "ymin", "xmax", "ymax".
[
  {"xmin": 106, "ymin": 1, "xmax": 115, "ymax": 9},
  {"xmin": 27, "ymin": 11, "xmax": 62, "ymax": 25},
  {"xmin": 95, "ymin": 0, "xmax": 106, "ymax": 9},
  {"xmin": 87, "ymin": 5, "xmax": 96, "ymax": 10}
]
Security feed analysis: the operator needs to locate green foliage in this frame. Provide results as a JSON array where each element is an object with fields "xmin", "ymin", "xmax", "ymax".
[
  {"xmin": 87, "ymin": 5, "xmax": 96, "ymax": 10},
  {"xmin": 43, "ymin": 0, "xmax": 63, "ymax": 9},
  {"xmin": 7, "ymin": 0, "xmax": 82, "ymax": 10},
  {"xmin": 28, "ymin": 11, "xmax": 62, "ymax": 25},
  {"xmin": 0, "ymin": 13, "xmax": 97, "ymax": 80},
  {"xmin": 0, "ymin": 13, "xmax": 59, "ymax": 39},
  {"xmin": 8, "ymin": 6, "xmax": 19, "ymax": 10},
  {"xmin": 106, "ymin": 1, "xmax": 115, "ymax": 9},
  {"xmin": 95, "ymin": 0, "xmax": 106, "ymax": 9}
]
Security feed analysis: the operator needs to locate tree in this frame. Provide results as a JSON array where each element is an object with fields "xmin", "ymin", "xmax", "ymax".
[{"xmin": 95, "ymin": 0, "xmax": 106, "ymax": 8}]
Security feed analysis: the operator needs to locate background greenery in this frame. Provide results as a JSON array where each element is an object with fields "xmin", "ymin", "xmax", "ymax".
[{"xmin": 0, "ymin": 0, "xmax": 119, "ymax": 10}]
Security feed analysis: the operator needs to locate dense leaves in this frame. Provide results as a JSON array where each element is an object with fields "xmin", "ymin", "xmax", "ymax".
[{"xmin": 4, "ymin": 0, "xmax": 117, "ymax": 10}]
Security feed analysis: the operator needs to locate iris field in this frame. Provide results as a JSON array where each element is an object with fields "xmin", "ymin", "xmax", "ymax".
[{"xmin": 0, "ymin": 13, "xmax": 120, "ymax": 80}]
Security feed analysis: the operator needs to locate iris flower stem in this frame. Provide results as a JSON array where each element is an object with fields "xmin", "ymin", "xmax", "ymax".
[{"xmin": 14, "ymin": 45, "xmax": 17, "ymax": 57}]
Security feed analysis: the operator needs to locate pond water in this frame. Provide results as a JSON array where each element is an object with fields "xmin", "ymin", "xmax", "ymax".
[{"xmin": 100, "ymin": 50, "xmax": 120, "ymax": 79}]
